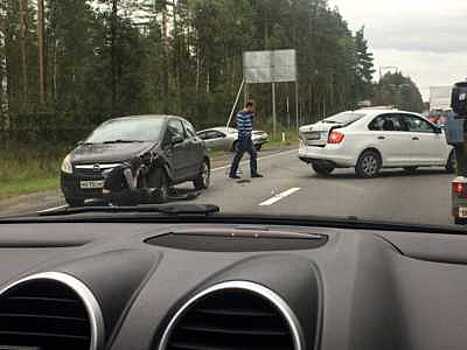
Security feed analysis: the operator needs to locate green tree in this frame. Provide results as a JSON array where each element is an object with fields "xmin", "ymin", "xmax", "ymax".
[{"xmin": 373, "ymin": 72, "xmax": 424, "ymax": 112}]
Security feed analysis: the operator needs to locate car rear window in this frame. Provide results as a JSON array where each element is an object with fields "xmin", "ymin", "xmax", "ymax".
[{"xmin": 323, "ymin": 112, "xmax": 366, "ymax": 125}]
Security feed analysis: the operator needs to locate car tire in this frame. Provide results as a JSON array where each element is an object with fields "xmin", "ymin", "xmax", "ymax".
[
  {"xmin": 404, "ymin": 167, "xmax": 418, "ymax": 174},
  {"xmin": 446, "ymin": 150, "xmax": 456, "ymax": 174},
  {"xmin": 153, "ymin": 169, "xmax": 169, "ymax": 204},
  {"xmin": 356, "ymin": 150, "xmax": 381, "ymax": 178},
  {"xmin": 194, "ymin": 159, "xmax": 210, "ymax": 190},
  {"xmin": 455, "ymin": 218, "xmax": 467, "ymax": 225},
  {"xmin": 65, "ymin": 197, "xmax": 84, "ymax": 207},
  {"xmin": 311, "ymin": 162, "xmax": 335, "ymax": 176}
]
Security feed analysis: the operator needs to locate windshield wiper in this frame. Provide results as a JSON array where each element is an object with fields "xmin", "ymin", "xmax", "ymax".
[
  {"xmin": 102, "ymin": 139, "xmax": 145, "ymax": 144},
  {"xmin": 38, "ymin": 203, "xmax": 220, "ymax": 217}
]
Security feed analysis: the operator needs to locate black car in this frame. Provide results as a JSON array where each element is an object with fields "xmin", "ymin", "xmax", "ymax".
[{"xmin": 61, "ymin": 115, "xmax": 210, "ymax": 206}]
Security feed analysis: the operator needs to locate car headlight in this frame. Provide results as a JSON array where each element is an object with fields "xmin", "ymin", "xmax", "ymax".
[{"xmin": 61, "ymin": 154, "xmax": 73, "ymax": 174}]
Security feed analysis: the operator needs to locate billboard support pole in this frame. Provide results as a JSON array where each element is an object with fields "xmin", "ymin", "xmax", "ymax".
[
  {"xmin": 295, "ymin": 80, "xmax": 299, "ymax": 128},
  {"xmin": 226, "ymin": 79, "xmax": 245, "ymax": 128},
  {"xmin": 272, "ymin": 82, "xmax": 277, "ymax": 138}
]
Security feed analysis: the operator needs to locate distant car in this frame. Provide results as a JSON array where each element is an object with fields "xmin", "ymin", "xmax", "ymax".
[
  {"xmin": 197, "ymin": 127, "xmax": 269, "ymax": 152},
  {"xmin": 298, "ymin": 109, "xmax": 455, "ymax": 177},
  {"xmin": 61, "ymin": 115, "xmax": 210, "ymax": 206}
]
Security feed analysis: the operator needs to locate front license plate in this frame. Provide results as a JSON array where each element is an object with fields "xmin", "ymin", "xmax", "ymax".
[
  {"xmin": 80, "ymin": 180, "xmax": 104, "ymax": 189},
  {"xmin": 459, "ymin": 207, "xmax": 467, "ymax": 218}
]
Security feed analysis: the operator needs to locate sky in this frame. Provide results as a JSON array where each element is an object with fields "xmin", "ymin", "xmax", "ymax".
[{"xmin": 328, "ymin": 0, "xmax": 467, "ymax": 101}]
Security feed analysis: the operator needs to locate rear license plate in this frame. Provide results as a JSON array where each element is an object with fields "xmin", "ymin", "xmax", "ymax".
[
  {"xmin": 459, "ymin": 207, "xmax": 467, "ymax": 218},
  {"xmin": 308, "ymin": 132, "xmax": 321, "ymax": 140},
  {"xmin": 80, "ymin": 180, "xmax": 104, "ymax": 189}
]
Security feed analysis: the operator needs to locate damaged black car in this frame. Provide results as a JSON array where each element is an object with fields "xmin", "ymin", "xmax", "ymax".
[{"xmin": 60, "ymin": 115, "xmax": 210, "ymax": 206}]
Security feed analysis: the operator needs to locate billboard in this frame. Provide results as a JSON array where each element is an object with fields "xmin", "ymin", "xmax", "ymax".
[
  {"xmin": 429, "ymin": 86, "xmax": 453, "ymax": 110},
  {"xmin": 243, "ymin": 50, "xmax": 297, "ymax": 84}
]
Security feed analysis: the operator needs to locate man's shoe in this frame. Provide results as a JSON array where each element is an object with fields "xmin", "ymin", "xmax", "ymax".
[
  {"xmin": 229, "ymin": 175, "xmax": 241, "ymax": 179},
  {"xmin": 251, "ymin": 174, "xmax": 264, "ymax": 178}
]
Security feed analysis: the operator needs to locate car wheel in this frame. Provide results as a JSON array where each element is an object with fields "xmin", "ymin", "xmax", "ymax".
[
  {"xmin": 65, "ymin": 197, "xmax": 84, "ymax": 207},
  {"xmin": 356, "ymin": 150, "xmax": 381, "ymax": 178},
  {"xmin": 311, "ymin": 162, "xmax": 335, "ymax": 176},
  {"xmin": 455, "ymin": 218, "xmax": 467, "ymax": 225},
  {"xmin": 446, "ymin": 150, "xmax": 456, "ymax": 174},
  {"xmin": 153, "ymin": 169, "xmax": 169, "ymax": 204},
  {"xmin": 404, "ymin": 167, "xmax": 418, "ymax": 174},
  {"xmin": 194, "ymin": 160, "xmax": 210, "ymax": 190}
]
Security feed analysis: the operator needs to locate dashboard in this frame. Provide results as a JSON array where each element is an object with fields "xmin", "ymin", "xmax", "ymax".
[{"xmin": 0, "ymin": 220, "xmax": 467, "ymax": 350}]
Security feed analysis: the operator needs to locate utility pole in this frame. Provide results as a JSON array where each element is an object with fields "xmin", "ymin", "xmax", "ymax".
[{"xmin": 37, "ymin": 0, "xmax": 45, "ymax": 105}]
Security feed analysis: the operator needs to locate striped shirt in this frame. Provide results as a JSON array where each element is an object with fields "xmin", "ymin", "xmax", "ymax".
[{"xmin": 236, "ymin": 111, "xmax": 254, "ymax": 138}]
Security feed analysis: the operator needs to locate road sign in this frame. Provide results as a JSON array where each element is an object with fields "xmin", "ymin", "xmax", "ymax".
[{"xmin": 243, "ymin": 50, "xmax": 297, "ymax": 84}]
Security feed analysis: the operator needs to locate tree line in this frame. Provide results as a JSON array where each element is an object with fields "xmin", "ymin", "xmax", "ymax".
[{"xmin": 0, "ymin": 0, "xmax": 422, "ymax": 145}]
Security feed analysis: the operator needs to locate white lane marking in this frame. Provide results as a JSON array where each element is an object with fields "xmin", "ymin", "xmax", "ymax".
[
  {"xmin": 37, "ymin": 204, "xmax": 68, "ymax": 213},
  {"xmin": 212, "ymin": 149, "xmax": 297, "ymax": 172},
  {"xmin": 259, "ymin": 187, "xmax": 301, "ymax": 207}
]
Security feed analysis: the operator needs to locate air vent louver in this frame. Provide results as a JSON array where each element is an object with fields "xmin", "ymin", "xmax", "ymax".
[
  {"xmin": 0, "ymin": 272, "xmax": 103, "ymax": 350},
  {"xmin": 160, "ymin": 282, "xmax": 302, "ymax": 350}
]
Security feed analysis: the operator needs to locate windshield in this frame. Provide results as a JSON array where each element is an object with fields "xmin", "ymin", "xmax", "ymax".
[
  {"xmin": 0, "ymin": 0, "xmax": 465, "ymax": 230},
  {"xmin": 86, "ymin": 118, "xmax": 165, "ymax": 144},
  {"xmin": 323, "ymin": 112, "xmax": 366, "ymax": 125}
]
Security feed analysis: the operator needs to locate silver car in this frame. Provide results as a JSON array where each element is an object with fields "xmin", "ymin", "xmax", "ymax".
[{"xmin": 197, "ymin": 127, "xmax": 269, "ymax": 152}]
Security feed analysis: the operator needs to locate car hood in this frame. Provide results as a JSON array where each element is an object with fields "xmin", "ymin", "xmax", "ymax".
[{"xmin": 70, "ymin": 142, "xmax": 154, "ymax": 164}]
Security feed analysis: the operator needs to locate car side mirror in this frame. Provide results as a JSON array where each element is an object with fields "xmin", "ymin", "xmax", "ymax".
[
  {"xmin": 171, "ymin": 134, "xmax": 184, "ymax": 144},
  {"xmin": 434, "ymin": 126, "xmax": 443, "ymax": 134}
]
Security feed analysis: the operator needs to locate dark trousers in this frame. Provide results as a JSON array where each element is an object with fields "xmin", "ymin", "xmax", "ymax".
[{"xmin": 229, "ymin": 137, "xmax": 258, "ymax": 177}]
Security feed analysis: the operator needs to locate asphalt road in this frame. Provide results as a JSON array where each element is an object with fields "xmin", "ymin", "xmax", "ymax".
[
  {"xmin": 185, "ymin": 149, "xmax": 455, "ymax": 226},
  {"xmin": 1, "ymin": 148, "xmax": 456, "ymax": 226}
]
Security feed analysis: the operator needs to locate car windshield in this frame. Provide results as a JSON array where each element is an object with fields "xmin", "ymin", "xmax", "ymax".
[
  {"xmin": 323, "ymin": 113, "xmax": 366, "ymax": 125},
  {"xmin": 86, "ymin": 118, "xmax": 165, "ymax": 144},
  {"xmin": 0, "ymin": 0, "xmax": 465, "ymax": 230}
]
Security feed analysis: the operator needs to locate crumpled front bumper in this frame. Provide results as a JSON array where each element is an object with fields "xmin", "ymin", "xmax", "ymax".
[{"xmin": 61, "ymin": 162, "xmax": 152, "ymax": 203}]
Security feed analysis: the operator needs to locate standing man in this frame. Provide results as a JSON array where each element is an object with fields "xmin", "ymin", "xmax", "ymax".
[{"xmin": 229, "ymin": 100, "xmax": 264, "ymax": 179}]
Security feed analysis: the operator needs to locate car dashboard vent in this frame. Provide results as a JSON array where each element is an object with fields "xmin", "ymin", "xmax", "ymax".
[
  {"xmin": 160, "ymin": 281, "xmax": 303, "ymax": 350},
  {"xmin": 0, "ymin": 272, "xmax": 104, "ymax": 350}
]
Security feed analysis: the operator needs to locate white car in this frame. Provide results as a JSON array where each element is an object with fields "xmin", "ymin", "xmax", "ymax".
[
  {"xmin": 197, "ymin": 127, "xmax": 269, "ymax": 152},
  {"xmin": 298, "ymin": 109, "xmax": 455, "ymax": 177}
]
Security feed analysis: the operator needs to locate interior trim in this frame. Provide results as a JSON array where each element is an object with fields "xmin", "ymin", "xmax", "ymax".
[
  {"xmin": 158, "ymin": 280, "xmax": 305, "ymax": 350},
  {"xmin": 0, "ymin": 271, "xmax": 105, "ymax": 350}
]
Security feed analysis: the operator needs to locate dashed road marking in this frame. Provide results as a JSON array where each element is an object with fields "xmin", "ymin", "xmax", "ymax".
[{"xmin": 259, "ymin": 187, "xmax": 301, "ymax": 207}]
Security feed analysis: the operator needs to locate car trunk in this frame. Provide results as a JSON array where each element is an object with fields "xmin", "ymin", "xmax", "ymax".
[{"xmin": 299, "ymin": 122, "xmax": 340, "ymax": 147}]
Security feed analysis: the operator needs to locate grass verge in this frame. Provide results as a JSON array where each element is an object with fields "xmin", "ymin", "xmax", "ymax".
[{"xmin": 0, "ymin": 148, "xmax": 63, "ymax": 201}]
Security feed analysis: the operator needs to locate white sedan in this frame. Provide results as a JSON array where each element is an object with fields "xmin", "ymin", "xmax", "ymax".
[
  {"xmin": 298, "ymin": 109, "xmax": 455, "ymax": 177},
  {"xmin": 197, "ymin": 127, "xmax": 269, "ymax": 152}
]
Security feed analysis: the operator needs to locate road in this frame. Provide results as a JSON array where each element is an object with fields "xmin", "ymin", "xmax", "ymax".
[
  {"xmin": 187, "ymin": 149, "xmax": 454, "ymax": 226},
  {"xmin": 1, "ymin": 148, "xmax": 455, "ymax": 226}
]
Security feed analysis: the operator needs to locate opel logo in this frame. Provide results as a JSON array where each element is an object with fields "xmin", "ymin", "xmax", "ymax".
[{"xmin": 93, "ymin": 164, "xmax": 101, "ymax": 172}]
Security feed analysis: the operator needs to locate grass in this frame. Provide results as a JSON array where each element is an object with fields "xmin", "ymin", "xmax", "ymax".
[
  {"xmin": 0, "ymin": 177, "xmax": 59, "ymax": 200},
  {"xmin": 0, "ymin": 148, "xmax": 63, "ymax": 200}
]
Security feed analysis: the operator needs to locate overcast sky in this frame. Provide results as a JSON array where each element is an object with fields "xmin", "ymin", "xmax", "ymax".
[{"xmin": 328, "ymin": 0, "xmax": 467, "ymax": 101}]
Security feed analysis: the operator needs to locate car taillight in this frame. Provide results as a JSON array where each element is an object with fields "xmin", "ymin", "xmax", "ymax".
[
  {"xmin": 328, "ymin": 131, "xmax": 345, "ymax": 144},
  {"xmin": 453, "ymin": 182, "xmax": 465, "ymax": 195}
]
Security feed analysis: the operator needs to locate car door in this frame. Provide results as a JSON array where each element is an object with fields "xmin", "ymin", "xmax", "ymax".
[
  {"xmin": 182, "ymin": 119, "xmax": 204, "ymax": 175},
  {"xmin": 208, "ymin": 131, "xmax": 229, "ymax": 150},
  {"xmin": 166, "ymin": 118, "xmax": 190, "ymax": 181},
  {"xmin": 368, "ymin": 114, "xmax": 413, "ymax": 166},
  {"xmin": 402, "ymin": 114, "xmax": 445, "ymax": 165}
]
